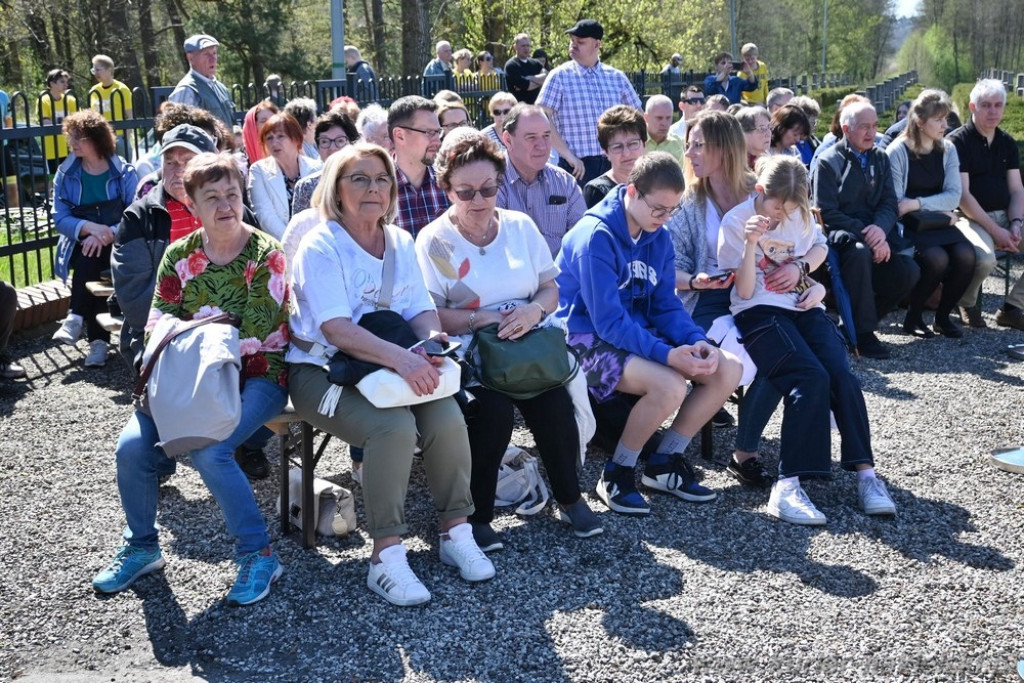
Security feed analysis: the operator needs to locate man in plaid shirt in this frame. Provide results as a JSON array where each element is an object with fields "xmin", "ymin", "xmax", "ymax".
[
  {"xmin": 388, "ymin": 96, "xmax": 450, "ymax": 237},
  {"xmin": 537, "ymin": 19, "xmax": 642, "ymax": 187}
]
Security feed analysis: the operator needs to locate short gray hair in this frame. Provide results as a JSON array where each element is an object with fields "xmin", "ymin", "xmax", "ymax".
[
  {"xmin": 840, "ymin": 101, "xmax": 875, "ymax": 128},
  {"xmin": 969, "ymin": 79, "xmax": 1006, "ymax": 106},
  {"xmin": 766, "ymin": 88, "xmax": 794, "ymax": 110},
  {"xmin": 344, "ymin": 45, "xmax": 361, "ymax": 60},
  {"xmin": 284, "ymin": 97, "xmax": 318, "ymax": 129},
  {"xmin": 356, "ymin": 103, "xmax": 388, "ymax": 138},
  {"xmin": 645, "ymin": 94, "xmax": 673, "ymax": 114}
]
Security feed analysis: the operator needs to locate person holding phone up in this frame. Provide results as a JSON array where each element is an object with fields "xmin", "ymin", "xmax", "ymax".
[{"xmin": 703, "ymin": 51, "xmax": 759, "ymax": 105}]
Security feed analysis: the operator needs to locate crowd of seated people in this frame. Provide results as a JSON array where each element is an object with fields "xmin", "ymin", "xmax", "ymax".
[{"xmin": 10, "ymin": 34, "xmax": 1019, "ymax": 612}]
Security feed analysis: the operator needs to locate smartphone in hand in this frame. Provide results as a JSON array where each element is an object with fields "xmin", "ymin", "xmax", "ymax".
[{"xmin": 410, "ymin": 339, "xmax": 462, "ymax": 357}]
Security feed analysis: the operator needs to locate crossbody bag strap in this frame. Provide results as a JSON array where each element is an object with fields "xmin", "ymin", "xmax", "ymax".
[
  {"xmin": 132, "ymin": 311, "xmax": 242, "ymax": 399},
  {"xmin": 376, "ymin": 226, "xmax": 396, "ymax": 310}
]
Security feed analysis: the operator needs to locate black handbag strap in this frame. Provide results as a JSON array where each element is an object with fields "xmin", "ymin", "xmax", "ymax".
[{"xmin": 132, "ymin": 312, "xmax": 241, "ymax": 399}]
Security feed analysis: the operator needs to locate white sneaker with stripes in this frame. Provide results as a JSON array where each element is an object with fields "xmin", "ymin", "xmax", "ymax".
[{"xmin": 366, "ymin": 544, "xmax": 430, "ymax": 607}]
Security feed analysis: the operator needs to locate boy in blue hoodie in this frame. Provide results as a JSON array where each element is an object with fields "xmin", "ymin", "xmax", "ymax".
[{"xmin": 555, "ymin": 153, "xmax": 742, "ymax": 514}]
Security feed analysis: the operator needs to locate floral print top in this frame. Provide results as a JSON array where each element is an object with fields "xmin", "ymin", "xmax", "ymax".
[{"xmin": 148, "ymin": 228, "xmax": 290, "ymax": 388}]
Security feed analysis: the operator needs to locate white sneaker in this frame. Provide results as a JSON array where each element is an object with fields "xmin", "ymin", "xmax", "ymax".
[
  {"xmin": 858, "ymin": 476, "xmax": 896, "ymax": 515},
  {"xmin": 366, "ymin": 544, "xmax": 431, "ymax": 606},
  {"xmin": 439, "ymin": 522, "xmax": 495, "ymax": 582},
  {"xmin": 767, "ymin": 480, "xmax": 827, "ymax": 525},
  {"xmin": 351, "ymin": 464, "xmax": 362, "ymax": 486},
  {"xmin": 53, "ymin": 316, "xmax": 83, "ymax": 346},
  {"xmin": 84, "ymin": 340, "xmax": 108, "ymax": 367}
]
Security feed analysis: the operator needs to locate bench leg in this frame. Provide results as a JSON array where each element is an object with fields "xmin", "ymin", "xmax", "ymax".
[
  {"xmin": 279, "ymin": 430, "xmax": 291, "ymax": 536},
  {"xmin": 700, "ymin": 420, "xmax": 714, "ymax": 460},
  {"xmin": 301, "ymin": 422, "xmax": 316, "ymax": 549}
]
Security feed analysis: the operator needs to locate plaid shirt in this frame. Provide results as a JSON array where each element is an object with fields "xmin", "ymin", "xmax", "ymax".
[
  {"xmin": 395, "ymin": 165, "xmax": 450, "ymax": 238},
  {"xmin": 537, "ymin": 60, "xmax": 642, "ymax": 159},
  {"xmin": 497, "ymin": 161, "xmax": 585, "ymax": 256}
]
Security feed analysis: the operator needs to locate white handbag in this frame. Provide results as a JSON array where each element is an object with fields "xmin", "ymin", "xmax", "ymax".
[
  {"xmin": 277, "ymin": 468, "xmax": 358, "ymax": 537},
  {"xmin": 317, "ymin": 357, "xmax": 462, "ymax": 416},
  {"xmin": 494, "ymin": 446, "xmax": 550, "ymax": 516}
]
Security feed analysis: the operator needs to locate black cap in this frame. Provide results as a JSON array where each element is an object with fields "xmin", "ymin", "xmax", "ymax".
[
  {"xmin": 161, "ymin": 124, "xmax": 217, "ymax": 156},
  {"xmin": 565, "ymin": 19, "xmax": 603, "ymax": 40}
]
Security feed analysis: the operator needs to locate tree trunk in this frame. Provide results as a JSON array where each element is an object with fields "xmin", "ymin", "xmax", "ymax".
[
  {"xmin": 401, "ymin": 0, "xmax": 428, "ymax": 77},
  {"xmin": 107, "ymin": 0, "xmax": 142, "ymax": 87},
  {"xmin": 163, "ymin": 0, "xmax": 189, "ymax": 73},
  {"xmin": 24, "ymin": 6, "xmax": 53, "ymax": 72},
  {"xmin": 371, "ymin": 0, "xmax": 386, "ymax": 73},
  {"xmin": 136, "ymin": 0, "xmax": 161, "ymax": 93}
]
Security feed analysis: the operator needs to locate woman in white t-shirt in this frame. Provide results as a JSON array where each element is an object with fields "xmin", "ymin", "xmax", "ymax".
[
  {"xmin": 287, "ymin": 143, "xmax": 493, "ymax": 608},
  {"xmin": 718, "ymin": 155, "xmax": 896, "ymax": 526},
  {"xmin": 416, "ymin": 132, "xmax": 602, "ymax": 550}
]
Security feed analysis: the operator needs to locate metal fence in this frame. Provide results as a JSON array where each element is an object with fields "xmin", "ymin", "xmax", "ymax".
[{"xmin": 1, "ymin": 68, "xmax": 861, "ymax": 288}]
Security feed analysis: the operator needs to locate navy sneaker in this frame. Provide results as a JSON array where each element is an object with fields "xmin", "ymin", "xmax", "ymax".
[
  {"xmin": 642, "ymin": 453, "xmax": 717, "ymax": 502},
  {"xmin": 595, "ymin": 462, "xmax": 650, "ymax": 515}
]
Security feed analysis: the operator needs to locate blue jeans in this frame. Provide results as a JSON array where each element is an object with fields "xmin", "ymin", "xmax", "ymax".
[
  {"xmin": 733, "ymin": 306, "xmax": 873, "ymax": 478},
  {"xmin": 692, "ymin": 288, "xmax": 782, "ymax": 454},
  {"xmin": 116, "ymin": 378, "xmax": 287, "ymax": 554}
]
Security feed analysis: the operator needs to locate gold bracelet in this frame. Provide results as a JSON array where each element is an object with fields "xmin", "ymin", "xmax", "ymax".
[{"xmin": 529, "ymin": 300, "xmax": 547, "ymax": 316}]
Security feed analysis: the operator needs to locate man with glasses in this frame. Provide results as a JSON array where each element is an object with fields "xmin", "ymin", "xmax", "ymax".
[
  {"xmin": 497, "ymin": 104, "xmax": 584, "ymax": 256},
  {"xmin": 388, "ymin": 96, "xmax": 449, "ymax": 237},
  {"xmin": 168, "ymin": 34, "xmax": 235, "ymax": 128},
  {"xmin": 644, "ymin": 95, "xmax": 684, "ymax": 165},
  {"xmin": 88, "ymin": 55, "xmax": 134, "ymax": 161},
  {"xmin": 504, "ymin": 33, "xmax": 547, "ymax": 105},
  {"xmin": 669, "ymin": 86, "xmax": 704, "ymax": 141},
  {"xmin": 537, "ymin": 19, "xmax": 643, "ymax": 186}
]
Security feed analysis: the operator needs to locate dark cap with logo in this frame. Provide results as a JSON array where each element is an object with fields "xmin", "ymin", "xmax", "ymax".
[
  {"xmin": 161, "ymin": 124, "xmax": 218, "ymax": 156},
  {"xmin": 565, "ymin": 20, "xmax": 603, "ymax": 40}
]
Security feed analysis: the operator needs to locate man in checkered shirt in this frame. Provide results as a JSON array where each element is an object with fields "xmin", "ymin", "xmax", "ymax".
[
  {"xmin": 388, "ymin": 96, "xmax": 450, "ymax": 237},
  {"xmin": 536, "ymin": 19, "xmax": 642, "ymax": 187}
]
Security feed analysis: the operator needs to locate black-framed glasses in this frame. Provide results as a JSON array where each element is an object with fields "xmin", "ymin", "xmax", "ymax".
[
  {"xmin": 452, "ymin": 184, "xmax": 499, "ymax": 201},
  {"xmin": 491, "ymin": 108, "xmax": 511, "ymax": 117},
  {"xmin": 638, "ymin": 192, "xmax": 682, "ymax": 219},
  {"xmin": 395, "ymin": 125, "xmax": 442, "ymax": 140},
  {"xmin": 341, "ymin": 173, "xmax": 394, "ymax": 192},
  {"xmin": 684, "ymin": 98, "xmax": 705, "ymax": 105},
  {"xmin": 318, "ymin": 135, "xmax": 350, "ymax": 149}
]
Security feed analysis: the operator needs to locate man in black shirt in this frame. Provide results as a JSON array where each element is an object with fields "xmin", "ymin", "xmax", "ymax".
[
  {"xmin": 504, "ymin": 33, "xmax": 547, "ymax": 104},
  {"xmin": 947, "ymin": 79, "xmax": 1024, "ymax": 329}
]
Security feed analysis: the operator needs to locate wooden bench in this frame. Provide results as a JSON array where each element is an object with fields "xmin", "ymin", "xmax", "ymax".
[{"xmin": 264, "ymin": 406, "xmax": 333, "ymax": 549}]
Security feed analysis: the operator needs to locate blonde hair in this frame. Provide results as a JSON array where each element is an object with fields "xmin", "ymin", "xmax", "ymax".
[
  {"xmin": 901, "ymin": 89, "xmax": 952, "ymax": 155},
  {"xmin": 753, "ymin": 155, "xmax": 811, "ymax": 233},
  {"xmin": 316, "ymin": 142, "xmax": 398, "ymax": 228},
  {"xmin": 683, "ymin": 110, "xmax": 755, "ymax": 205}
]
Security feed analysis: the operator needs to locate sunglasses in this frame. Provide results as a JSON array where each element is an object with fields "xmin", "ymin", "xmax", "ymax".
[
  {"xmin": 685, "ymin": 98, "xmax": 705, "ymax": 105},
  {"xmin": 452, "ymin": 185, "xmax": 499, "ymax": 201},
  {"xmin": 491, "ymin": 108, "xmax": 511, "ymax": 117},
  {"xmin": 482, "ymin": 56, "xmax": 493, "ymax": 61}
]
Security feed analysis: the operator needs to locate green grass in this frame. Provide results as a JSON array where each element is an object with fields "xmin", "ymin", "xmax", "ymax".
[
  {"xmin": 813, "ymin": 83, "xmax": 926, "ymax": 140},
  {"xmin": 1, "ymin": 208, "xmax": 57, "ymax": 288},
  {"xmin": 952, "ymin": 83, "xmax": 1024, "ymax": 157}
]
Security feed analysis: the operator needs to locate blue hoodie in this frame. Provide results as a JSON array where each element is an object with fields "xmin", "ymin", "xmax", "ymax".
[{"xmin": 554, "ymin": 185, "xmax": 707, "ymax": 365}]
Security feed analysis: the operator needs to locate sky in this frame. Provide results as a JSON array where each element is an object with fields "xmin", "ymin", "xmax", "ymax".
[{"xmin": 895, "ymin": 0, "xmax": 921, "ymax": 18}]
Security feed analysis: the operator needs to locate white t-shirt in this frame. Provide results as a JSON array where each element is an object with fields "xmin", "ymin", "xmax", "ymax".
[
  {"xmin": 415, "ymin": 207, "xmax": 558, "ymax": 351},
  {"xmin": 287, "ymin": 220, "xmax": 436, "ymax": 366},
  {"xmin": 717, "ymin": 195, "xmax": 827, "ymax": 315},
  {"xmin": 704, "ymin": 196, "xmax": 724, "ymax": 274}
]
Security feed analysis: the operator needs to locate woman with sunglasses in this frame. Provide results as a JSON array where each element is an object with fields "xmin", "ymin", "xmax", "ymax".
[
  {"xmin": 481, "ymin": 91, "xmax": 517, "ymax": 149},
  {"xmin": 475, "ymin": 51, "xmax": 503, "ymax": 91},
  {"xmin": 584, "ymin": 105, "xmax": 648, "ymax": 209},
  {"xmin": 555, "ymin": 152, "xmax": 741, "ymax": 516},
  {"xmin": 416, "ymin": 131, "xmax": 602, "ymax": 549}
]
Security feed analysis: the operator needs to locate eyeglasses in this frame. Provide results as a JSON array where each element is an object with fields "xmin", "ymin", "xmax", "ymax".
[
  {"xmin": 638, "ymin": 192, "xmax": 682, "ymax": 219},
  {"xmin": 684, "ymin": 98, "xmax": 705, "ymax": 105},
  {"xmin": 452, "ymin": 184, "xmax": 499, "ymax": 202},
  {"xmin": 749, "ymin": 125, "xmax": 771, "ymax": 134},
  {"xmin": 491, "ymin": 108, "xmax": 511, "ymax": 117},
  {"xmin": 396, "ymin": 125, "xmax": 442, "ymax": 140},
  {"xmin": 481, "ymin": 56, "xmax": 493, "ymax": 61},
  {"xmin": 341, "ymin": 173, "xmax": 394, "ymax": 192},
  {"xmin": 90, "ymin": 66, "xmax": 107, "ymax": 74},
  {"xmin": 318, "ymin": 135, "xmax": 349, "ymax": 149},
  {"xmin": 606, "ymin": 139, "xmax": 644, "ymax": 155}
]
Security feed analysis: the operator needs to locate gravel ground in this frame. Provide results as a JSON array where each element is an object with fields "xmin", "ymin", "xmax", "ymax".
[{"xmin": 2, "ymin": 269, "xmax": 1023, "ymax": 683}]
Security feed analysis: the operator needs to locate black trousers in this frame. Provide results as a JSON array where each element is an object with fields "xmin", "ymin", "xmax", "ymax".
[
  {"xmin": 828, "ymin": 230, "xmax": 920, "ymax": 336},
  {"xmin": 68, "ymin": 243, "xmax": 112, "ymax": 343},
  {"xmin": 0, "ymin": 280, "xmax": 16, "ymax": 353},
  {"xmin": 465, "ymin": 385, "xmax": 581, "ymax": 525}
]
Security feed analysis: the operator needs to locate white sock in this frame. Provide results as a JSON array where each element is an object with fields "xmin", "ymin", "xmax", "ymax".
[{"xmin": 857, "ymin": 468, "xmax": 876, "ymax": 481}]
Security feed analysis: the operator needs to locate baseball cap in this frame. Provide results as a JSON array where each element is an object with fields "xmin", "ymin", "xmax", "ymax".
[
  {"xmin": 565, "ymin": 20, "xmax": 603, "ymax": 40},
  {"xmin": 161, "ymin": 124, "xmax": 218, "ymax": 156},
  {"xmin": 184, "ymin": 34, "xmax": 219, "ymax": 54}
]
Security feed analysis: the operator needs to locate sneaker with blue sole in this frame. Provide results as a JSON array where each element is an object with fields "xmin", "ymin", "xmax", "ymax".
[
  {"xmin": 92, "ymin": 545, "xmax": 166, "ymax": 593},
  {"xmin": 595, "ymin": 462, "xmax": 650, "ymax": 515},
  {"xmin": 226, "ymin": 549, "xmax": 283, "ymax": 607},
  {"xmin": 641, "ymin": 453, "xmax": 717, "ymax": 502}
]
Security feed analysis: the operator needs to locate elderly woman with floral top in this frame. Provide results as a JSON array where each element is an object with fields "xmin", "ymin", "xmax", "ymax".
[{"xmin": 92, "ymin": 152, "xmax": 290, "ymax": 608}]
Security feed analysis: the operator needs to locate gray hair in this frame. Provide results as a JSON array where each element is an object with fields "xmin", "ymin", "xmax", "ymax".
[
  {"xmin": 645, "ymin": 94, "xmax": 673, "ymax": 114},
  {"xmin": 356, "ymin": 103, "xmax": 388, "ymax": 138},
  {"xmin": 284, "ymin": 97, "xmax": 318, "ymax": 129},
  {"xmin": 734, "ymin": 105, "xmax": 769, "ymax": 132},
  {"xmin": 840, "ymin": 101, "xmax": 875, "ymax": 128},
  {"xmin": 789, "ymin": 95, "xmax": 821, "ymax": 118},
  {"xmin": 766, "ymin": 87, "xmax": 794, "ymax": 110},
  {"xmin": 969, "ymin": 79, "xmax": 1006, "ymax": 106},
  {"xmin": 344, "ymin": 45, "xmax": 362, "ymax": 60}
]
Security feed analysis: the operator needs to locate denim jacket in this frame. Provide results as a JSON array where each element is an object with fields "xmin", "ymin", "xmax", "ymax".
[{"xmin": 52, "ymin": 153, "xmax": 138, "ymax": 281}]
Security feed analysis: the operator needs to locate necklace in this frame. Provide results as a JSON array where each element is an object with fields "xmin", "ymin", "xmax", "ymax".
[{"xmin": 452, "ymin": 211, "xmax": 497, "ymax": 256}]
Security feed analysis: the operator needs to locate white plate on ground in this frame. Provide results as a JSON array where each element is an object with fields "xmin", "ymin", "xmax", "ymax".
[{"xmin": 990, "ymin": 447, "xmax": 1024, "ymax": 474}]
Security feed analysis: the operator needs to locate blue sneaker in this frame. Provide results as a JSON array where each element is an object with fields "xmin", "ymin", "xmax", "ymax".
[
  {"xmin": 92, "ymin": 545, "xmax": 166, "ymax": 593},
  {"xmin": 226, "ymin": 549, "xmax": 283, "ymax": 607},
  {"xmin": 595, "ymin": 462, "xmax": 650, "ymax": 515},
  {"xmin": 641, "ymin": 453, "xmax": 717, "ymax": 502}
]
